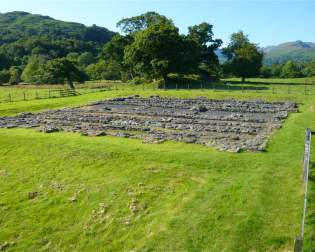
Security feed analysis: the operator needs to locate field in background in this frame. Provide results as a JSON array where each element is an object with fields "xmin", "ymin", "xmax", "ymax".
[
  {"xmin": 0, "ymin": 82, "xmax": 315, "ymax": 251},
  {"xmin": 1, "ymin": 77, "xmax": 315, "ymax": 103}
]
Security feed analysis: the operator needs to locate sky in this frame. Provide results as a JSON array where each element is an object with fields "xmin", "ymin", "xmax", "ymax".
[{"xmin": 0, "ymin": 0, "xmax": 314, "ymax": 47}]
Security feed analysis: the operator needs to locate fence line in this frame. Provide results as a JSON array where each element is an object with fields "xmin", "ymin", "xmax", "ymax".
[
  {"xmin": 0, "ymin": 88, "xmax": 80, "ymax": 103},
  {"xmin": 1, "ymin": 82, "xmax": 315, "ymax": 103},
  {"xmin": 163, "ymin": 83, "xmax": 315, "ymax": 94},
  {"xmin": 294, "ymin": 128, "xmax": 312, "ymax": 252}
]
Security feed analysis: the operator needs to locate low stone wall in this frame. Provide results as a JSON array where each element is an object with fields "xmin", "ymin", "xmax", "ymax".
[{"xmin": 0, "ymin": 96, "xmax": 297, "ymax": 152}]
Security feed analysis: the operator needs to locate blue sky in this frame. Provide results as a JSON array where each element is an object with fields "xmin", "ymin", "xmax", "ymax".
[{"xmin": 1, "ymin": 0, "xmax": 314, "ymax": 47}]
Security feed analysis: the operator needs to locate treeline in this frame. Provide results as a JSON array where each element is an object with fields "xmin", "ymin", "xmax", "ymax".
[
  {"xmin": 0, "ymin": 11, "xmax": 313, "ymax": 87},
  {"xmin": 260, "ymin": 61, "xmax": 315, "ymax": 78}
]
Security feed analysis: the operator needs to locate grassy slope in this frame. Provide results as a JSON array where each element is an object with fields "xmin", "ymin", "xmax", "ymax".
[{"xmin": 0, "ymin": 87, "xmax": 314, "ymax": 251}]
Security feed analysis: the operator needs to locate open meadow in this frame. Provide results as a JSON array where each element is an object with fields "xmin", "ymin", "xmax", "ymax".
[{"xmin": 0, "ymin": 80, "xmax": 314, "ymax": 251}]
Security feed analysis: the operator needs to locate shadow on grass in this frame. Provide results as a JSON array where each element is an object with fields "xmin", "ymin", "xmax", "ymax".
[
  {"xmin": 162, "ymin": 82, "xmax": 269, "ymax": 91},
  {"xmin": 226, "ymin": 80, "xmax": 315, "ymax": 86}
]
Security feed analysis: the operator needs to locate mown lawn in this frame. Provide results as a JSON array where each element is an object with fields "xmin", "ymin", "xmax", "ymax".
[{"xmin": 0, "ymin": 86, "xmax": 314, "ymax": 251}]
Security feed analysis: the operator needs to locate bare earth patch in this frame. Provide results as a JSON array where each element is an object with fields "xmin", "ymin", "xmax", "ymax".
[{"xmin": 0, "ymin": 96, "xmax": 297, "ymax": 152}]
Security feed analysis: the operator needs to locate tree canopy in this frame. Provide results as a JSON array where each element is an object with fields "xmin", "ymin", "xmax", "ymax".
[
  {"xmin": 117, "ymin": 12, "xmax": 173, "ymax": 34},
  {"xmin": 223, "ymin": 31, "xmax": 263, "ymax": 82}
]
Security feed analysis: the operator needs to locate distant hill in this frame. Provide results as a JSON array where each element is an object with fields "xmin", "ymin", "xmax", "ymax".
[
  {"xmin": 263, "ymin": 41, "xmax": 315, "ymax": 65},
  {"xmin": 0, "ymin": 11, "xmax": 115, "ymax": 44}
]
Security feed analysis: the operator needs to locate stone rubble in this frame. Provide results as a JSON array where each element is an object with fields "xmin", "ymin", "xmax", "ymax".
[{"xmin": 0, "ymin": 96, "xmax": 297, "ymax": 152}]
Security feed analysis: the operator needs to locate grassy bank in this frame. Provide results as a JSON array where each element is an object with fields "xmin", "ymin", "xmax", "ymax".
[{"xmin": 0, "ymin": 86, "xmax": 314, "ymax": 251}]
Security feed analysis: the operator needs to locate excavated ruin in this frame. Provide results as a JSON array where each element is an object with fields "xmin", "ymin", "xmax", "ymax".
[{"xmin": 0, "ymin": 96, "xmax": 297, "ymax": 152}]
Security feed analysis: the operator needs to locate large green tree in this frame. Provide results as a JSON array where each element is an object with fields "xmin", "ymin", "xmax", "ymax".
[
  {"xmin": 102, "ymin": 34, "xmax": 132, "ymax": 80},
  {"xmin": 187, "ymin": 22, "xmax": 222, "ymax": 78},
  {"xmin": 123, "ymin": 23, "xmax": 185, "ymax": 82},
  {"xmin": 43, "ymin": 58, "xmax": 85, "ymax": 88},
  {"xmin": 223, "ymin": 31, "xmax": 263, "ymax": 82}
]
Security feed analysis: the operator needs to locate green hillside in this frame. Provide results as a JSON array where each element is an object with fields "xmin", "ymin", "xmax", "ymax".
[
  {"xmin": 0, "ymin": 11, "xmax": 115, "ymax": 44},
  {"xmin": 264, "ymin": 41, "xmax": 315, "ymax": 65},
  {"xmin": 0, "ymin": 12, "xmax": 115, "ymax": 69}
]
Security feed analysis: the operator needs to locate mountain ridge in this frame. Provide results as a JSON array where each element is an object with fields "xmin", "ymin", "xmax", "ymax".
[{"xmin": 263, "ymin": 40, "xmax": 315, "ymax": 65}]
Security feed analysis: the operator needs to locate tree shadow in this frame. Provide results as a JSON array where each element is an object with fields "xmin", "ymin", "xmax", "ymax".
[
  {"xmin": 163, "ymin": 82, "xmax": 269, "ymax": 91},
  {"xmin": 226, "ymin": 80, "xmax": 314, "ymax": 86}
]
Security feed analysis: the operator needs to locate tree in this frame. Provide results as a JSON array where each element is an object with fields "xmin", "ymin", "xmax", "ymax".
[
  {"xmin": 103, "ymin": 34, "xmax": 132, "ymax": 80},
  {"xmin": 21, "ymin": 55, "xmax": 48, "ymax": 83},
  {"xmin": 86, "ymin": 60, "xmax": 121, "ymax": 80},
  {"xmin": 9, "ymin": 66, "xmax": 22, "ymax": 84},
  {"xmin": 280, "ymin": 61, "xmax": 302, "ymax": 78},
  {"xmin": 123, "ymin": 23, "xmax": 184, "ymax": 82},
  {"xmin": 78, "ymin": 52, "xmax": 95, "ymax": 67},
  {"xmin": 66, "ymin": 52, "xmax": 79, "ymax": 63},
  {"xmin": 0, "ymin": 53, "xmax": 11, "ymax": 70},
  {"xmin": 302, "ymin": 60, "xmax": 315, "ymax": 77},
  {"xmin": 117, "ymin": 12, "xmax": 173, "ymax": 34},
  {"xmin": 43, "ymin": 58, "xmax": 85, "ymax": 88},
  {"xmin": 0, "ymin": 70, "xmax": 10, "ymax": 84},
  {"xmin": 270, "ymin": 63, "xmax": 282, "ymax": 77},
  {"xmin": 260, "ymin": 65, "xmax": 272, "ymax": 78},
  {"xmin": 223, "ymin": 31, "xmax": 263, "ymax": 82},
  {"xmin": 187, "ymin": 22, "xmax": 222, "ymax": 78}
]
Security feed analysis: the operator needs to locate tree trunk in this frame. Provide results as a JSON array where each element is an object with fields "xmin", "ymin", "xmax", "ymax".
[
  {"xmin": 130, "ymin": 69, "xmax": 134, "ymax": 80},
  {"xmin": 67, "ymin": 78, "xmax": 75, "ymax": 89},
  {"xmin": 241, "ymin": 76, "xmax": 245, "ymax": 83}
]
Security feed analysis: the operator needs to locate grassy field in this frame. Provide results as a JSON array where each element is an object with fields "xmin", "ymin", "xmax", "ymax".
[
  {"xmin": 0, "ymin": 83, "xmax": 314, "ymax": 251},
  {"xmin": 223, "ymin": 77, "xmax": 315, "ymax": 85},
  {"xmin": 2, "ymin": 77, "xmax": 315, "ymax": 104}
]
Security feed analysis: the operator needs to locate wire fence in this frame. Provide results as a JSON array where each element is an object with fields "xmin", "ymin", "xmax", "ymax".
[
  {"xmin": 1, "ymin": 81, "xmax": 315, "ymax": 103},
  {"xmin": 162, "ymin": 82, "xmax": 315, "ymax": 95},
  {"xmin": 0, "ymin": 89, "xmax": 80, "ymax": 103}
]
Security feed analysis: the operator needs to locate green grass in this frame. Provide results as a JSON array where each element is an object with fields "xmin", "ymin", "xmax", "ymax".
[
  {"xmin": 222, "ymin": 77, "xmax": 315, "ymax": 96},
  {"xmin": 223, "ymin": 77, "xmax": 315, "ymax": 85},
  {"xmin": 0, "ymin": 83, "xmax": 314, "ymax": 251}
]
